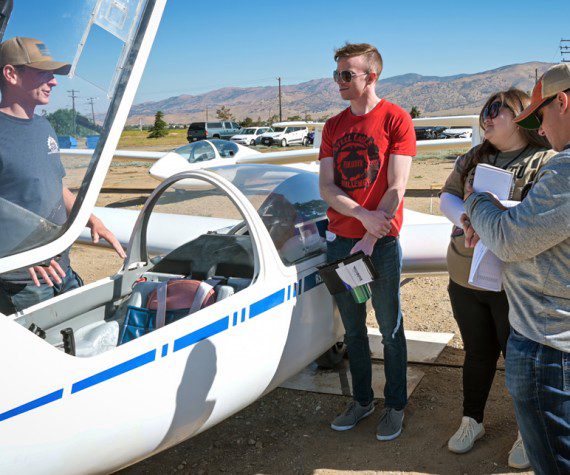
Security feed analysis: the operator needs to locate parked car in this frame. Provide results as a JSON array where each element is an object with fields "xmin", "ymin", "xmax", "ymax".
[
  {"xmin": 187, "ymin": 121, "xmax": 242, "ymax": 142},
  {"xmin": 230, "ymin": 127, "xmax": 270, "ymax": 146},
  {"xmin": 306, "ymin": 131, "xmax": 315, "ymax": 145},
  {"xmin": 442, "ymin": 127, "xmax": 473, "ymax": 139},
  {"xmin": 259, "ymin": 126, "xmax": 308, "ymax": 147},
  {"xmin": 414, "ymin": 126, "xmax": 447, "ymax": 140}
]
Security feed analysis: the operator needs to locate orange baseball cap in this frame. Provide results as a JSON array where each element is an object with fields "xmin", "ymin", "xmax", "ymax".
[
  {"xmin": 515, "ymin": 63, "xmax": 570, "ymax": 129},
  {"xmin": 0, "ymin": 37, "xmax": 70, "ymax": 75}
]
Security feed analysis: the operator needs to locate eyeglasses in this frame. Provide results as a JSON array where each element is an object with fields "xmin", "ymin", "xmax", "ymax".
[
  {"xmin": 333, "ymin": 69, "xmax": 369, "ymax": 83},
  {"xmin": 481, "ymin": 101, "xmax": 505, "ymax": 122}
]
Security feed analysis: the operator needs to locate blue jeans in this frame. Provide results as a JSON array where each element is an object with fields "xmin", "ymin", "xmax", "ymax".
[
  {"xmin": 0, "ymin": 266, "xmax": 83, "ymax": 314},
  {"xmin": 506, "ymin": 329, "xmax": 570, "ymax": 475},
  {"xmin": 327, "ymin": 235, "xmax": 407, "ymax": 410}
]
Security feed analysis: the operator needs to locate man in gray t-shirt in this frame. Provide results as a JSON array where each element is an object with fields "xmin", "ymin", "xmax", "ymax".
[{"xmin": 0, "ymin": 37, "xmax": 126, "ymax": 314}]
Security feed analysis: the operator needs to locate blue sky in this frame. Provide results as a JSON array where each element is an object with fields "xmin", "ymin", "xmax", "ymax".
[{"xmin": 5, "ymin": 0, "xmax": 569, "ymax": 114}]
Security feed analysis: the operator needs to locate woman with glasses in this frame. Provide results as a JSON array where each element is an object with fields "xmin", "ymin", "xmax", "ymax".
[{"xmin": 439, "ymin": 88, "xmax": 554, "ymax": 468}]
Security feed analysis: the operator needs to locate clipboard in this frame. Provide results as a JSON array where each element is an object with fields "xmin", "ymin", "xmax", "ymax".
[{"xmin": 317, "ymin": 251, "xmax": 378, "ymax": 295}]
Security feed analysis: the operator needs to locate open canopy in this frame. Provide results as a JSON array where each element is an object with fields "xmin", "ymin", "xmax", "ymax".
[{"xmin": 0, "ymin": 0, "xmax": 165, "ymax": 272}]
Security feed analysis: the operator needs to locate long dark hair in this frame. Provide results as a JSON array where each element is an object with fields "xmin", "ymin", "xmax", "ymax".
[{"xmin": 461, "ymin": 88, "xmax": 551, "ymax": 183}]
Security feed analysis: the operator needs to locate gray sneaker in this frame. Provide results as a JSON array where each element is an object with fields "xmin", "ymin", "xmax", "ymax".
[
  {"xmin": 376, "ymin": 407, "xmax": 404, "ymax": 441},
  {"xmin": 330, "ymin": 400, "xmax": 375, "ymax": 431}
]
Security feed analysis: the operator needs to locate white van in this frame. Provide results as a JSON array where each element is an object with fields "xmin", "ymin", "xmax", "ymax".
[
  {"xmin": 230, "ymin": 127, "xmax": 270, "ymax": 146},
  {"xmin": 259, "ymin": 126, "xmax": 308, "ymax": 147}
]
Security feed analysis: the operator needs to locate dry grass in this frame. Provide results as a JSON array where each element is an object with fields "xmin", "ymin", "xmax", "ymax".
[{"xmin": 117, "ymin": 129, "xmax": 188, "ymax": 149}]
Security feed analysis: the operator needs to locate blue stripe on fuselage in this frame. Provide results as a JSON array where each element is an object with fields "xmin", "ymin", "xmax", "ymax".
[
  {"xmin": 249, "ymin": 289, "xmax": 285, "ymax": 319},
  {"xmin": 71, "ymin": 350, "xmax": 156, "ymax": 394},
  {"xmin": 173, "ymin": 316, "xmax": 229, "ymax": 352},
  {"xmin": 4, "ymin": 277, "xmax": 315, "ymax": 423},
  {"xmin": 0, "ymin": 389, "xmax": 63, "ymax": 422}
]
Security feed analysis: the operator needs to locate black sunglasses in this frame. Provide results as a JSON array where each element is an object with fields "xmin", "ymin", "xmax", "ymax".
[
  {"xmin": 333, "ymin": 69, "xmax": 369, "ymax": 83},
  {"xmin": 534, "ymin": 96, "xmax": 556, "ymax": 124},
  {"xmin": 481, "ymin": 101, "xmax": 506, "ymax": 122},
  {"xmin": 533, "ymin": 89, "xmax": 570, "ymax": 125}
]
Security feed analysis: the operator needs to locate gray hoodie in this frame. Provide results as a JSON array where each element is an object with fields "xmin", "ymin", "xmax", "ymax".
[{"xmin": 465, "ymin": 147, "xmax": 570, "ymax": 352}]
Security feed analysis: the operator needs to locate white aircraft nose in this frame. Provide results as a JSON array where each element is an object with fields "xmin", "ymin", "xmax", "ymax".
[{"xmin": 149, "ymin": 152, "xmax": 191, "ymax": 181}]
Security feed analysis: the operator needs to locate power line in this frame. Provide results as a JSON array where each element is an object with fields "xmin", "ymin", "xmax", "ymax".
[
  {"xmin": 561, "ymin": 39, "xmax": 570, "ymax": 63},
  {"xmin": 86, "ymin": 97, "xmax": 97, "ymax": 124},
  {"xmin": 276, "ymin": 77, "xmax": 282, "ymax": 122},
  {"xmin": 67, "ymin": 89, "xmax": 79, "ymax": 134}
]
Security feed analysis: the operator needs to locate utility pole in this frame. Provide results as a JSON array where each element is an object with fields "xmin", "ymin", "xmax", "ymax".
[
  {"xmin": 276, "ymin": 77, "xmax": 282, "ymax": 122},
  {"xmin": 86, "ymin": 97, "xmax": 96, "ymax": 124},
  {"xmin": 205, "ymin": 106, "xmax": 209, "ymax": 121},
  {"xmin": 67, "ymin": 89, "xmax": 79, "ymax": 134},
  {"xmin": 561, "ymin": 39, "xmax": 570, "ymax": 63},
  {"xmin": 535, "ymin": 68, "xmax": 538, "ymax": 84}
]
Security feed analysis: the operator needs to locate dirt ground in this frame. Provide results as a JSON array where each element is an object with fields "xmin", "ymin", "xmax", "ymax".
[{"xmin": 67, "ymin": 153, "xmax": 530, "ymax": 475}]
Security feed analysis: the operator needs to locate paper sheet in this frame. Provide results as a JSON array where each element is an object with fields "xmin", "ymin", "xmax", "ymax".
[
  {"xmin": 468, "ymin": 200, "xmax": 519, "ymax": 291},
  {"xmin": 473, "ymin": 164, "xmax": 514, "ymax": 200},
  {"xmin": 335, "ymin": 259, "xmax": 374, "ymax": 289}
]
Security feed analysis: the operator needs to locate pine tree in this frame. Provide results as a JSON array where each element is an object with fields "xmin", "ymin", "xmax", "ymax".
[
  {"xmin": 410, "ymin": 106, "xmax": 421, "ymax": 118},
  {"xmin": 147, "ymin": 110, "xmax": 168, "ymax": 138}
]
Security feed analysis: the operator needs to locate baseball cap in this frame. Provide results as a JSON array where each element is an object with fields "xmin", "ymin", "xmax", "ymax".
[
  {"xmin": 515, "ymin": 63, "xmax": 570, "ymax": 130},
  {"xmin": 0, "ymin": 37, "xmax": 70, "ymax": 75}
]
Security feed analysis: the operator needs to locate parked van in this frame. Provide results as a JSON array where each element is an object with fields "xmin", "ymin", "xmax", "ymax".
[
  {"xmin": 230, "ymin": 127, "xmax": 270, "ymax": 146},
  {"xmin": 259, "ymin": 126, "xmax": 308, "ymax": 147},
  {"xmin": 187, "ymin": 121, "xmax": 242, "ymax": 142}
]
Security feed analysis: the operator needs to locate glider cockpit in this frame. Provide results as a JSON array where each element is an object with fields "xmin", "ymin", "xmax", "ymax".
[{"xmin": 10, "ymin": 165, "xmax": 328, "ymax": 357}]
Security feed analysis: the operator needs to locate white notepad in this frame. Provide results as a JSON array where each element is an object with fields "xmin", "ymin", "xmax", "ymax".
[
  {"xmin": 468, "ymin": 200, "xmax": 519, "ymax": 291},
  {"xmin": 473, "ymin": 164, "xmax": 514, "ymax": 201}
]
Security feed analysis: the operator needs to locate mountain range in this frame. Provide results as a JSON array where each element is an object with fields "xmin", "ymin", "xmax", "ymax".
[{"xmin": 127, "ymin": 62, "xmax": 552, "ymax": 125}]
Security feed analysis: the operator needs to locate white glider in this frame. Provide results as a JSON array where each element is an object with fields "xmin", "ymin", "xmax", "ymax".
[{"xmin": 0, "ymin": 0, "xmax": 465, "ymax": 473}]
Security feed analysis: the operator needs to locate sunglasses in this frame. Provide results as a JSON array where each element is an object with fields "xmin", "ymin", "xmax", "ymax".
[
  {"xmin": 333, "ymin": 69, "xmax": 369, "ymax": 83},
  {"xmin": 481, "ymin": 101, "xmax": 506, "ymax": 122},
  {"xmin": 534, "ymin": 96, "xmax": 557, "ymax": 125}
]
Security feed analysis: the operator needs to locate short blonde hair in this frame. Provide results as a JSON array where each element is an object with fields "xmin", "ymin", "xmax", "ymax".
[{"xmin": 334, "ymin": 43, "xmax": 383, "ymax": 77}]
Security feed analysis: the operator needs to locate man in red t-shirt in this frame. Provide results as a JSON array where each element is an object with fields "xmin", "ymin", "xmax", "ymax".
[{"xmin": 319, "ymin": 43, "xmax": 416, "ymax": 441}]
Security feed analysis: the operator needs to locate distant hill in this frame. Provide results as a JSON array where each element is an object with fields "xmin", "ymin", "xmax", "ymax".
[{"xmin": 127, "ymin": 62, "xmax": 552, "ymax": 125}]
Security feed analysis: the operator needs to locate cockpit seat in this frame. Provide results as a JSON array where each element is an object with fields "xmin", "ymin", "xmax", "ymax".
[{"xmin": 113, "ymin": 277, "xmax": 235, "ymax": 328}]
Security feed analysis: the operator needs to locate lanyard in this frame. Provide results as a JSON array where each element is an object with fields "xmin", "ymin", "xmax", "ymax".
[{"xmin": 492, "ymin": 145, "xmax": 529, "ymax": 170}]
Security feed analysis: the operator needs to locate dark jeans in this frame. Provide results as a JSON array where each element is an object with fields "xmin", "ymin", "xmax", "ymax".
[
  {"xmin": 506, "ymin": 329, "xmax": 570, "ymax": 475},
  {"xmin": 0, "ymin": 266, "xmax": 83, "ymax": 315},
  {"xmin": 448, "ymin": 279, "xmax": 510, "ymax": 423},
  {"xmin": 327, "ymin": 235, "xmax": 407, "ymax": 410}
]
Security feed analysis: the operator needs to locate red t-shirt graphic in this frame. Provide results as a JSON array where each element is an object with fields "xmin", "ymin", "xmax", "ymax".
[{"xmin": 319, "ymin": 100, "xmax": 416, "ymax": 238}]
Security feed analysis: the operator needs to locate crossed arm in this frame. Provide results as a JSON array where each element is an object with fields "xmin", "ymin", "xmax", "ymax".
[{"xmin": 319, "ymin": 154, "xmax": 413, "ymax": 255}]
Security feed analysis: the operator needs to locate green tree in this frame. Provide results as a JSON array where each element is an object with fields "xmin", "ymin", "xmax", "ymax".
[
  {"xmin": 304, "ymin": 113, "xmax": 313, "ymax": 122},
  {"xmin": 255, "ymin": 116, "xmax": 262, "ymax": 126},
  {"xmin": 267, "ymin": 114, "xmax": 279, "ymax": 125},
  {"xmin": 240, "ymin": 117, "xmax": 253, "ymax": 127},
  {"xmin": 46, "ymin": 108, "xmax": 95, "ymax": 137},
  {"xmin": 147, "ymin": 110, "xmax": 168, "ymax": 138},
  {"xmin": 409, "ymin": 106, "xmax": 421, "ymax": 118},
  {"xmin": 287, "ymin": 115, "xmax": 302, "ymax": 121},
  {"xmin": 216, "ymin": 105, "xmax": 234, "ymax": 120}
]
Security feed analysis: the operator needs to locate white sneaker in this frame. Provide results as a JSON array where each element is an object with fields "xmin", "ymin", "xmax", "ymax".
[
  {"xmin": 448, "ymin": 416, "xmax": 485, "ymax": 454},
  {"xmin": 508, "ymin": 431, "xmax": 530, "ymax": 469}
]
